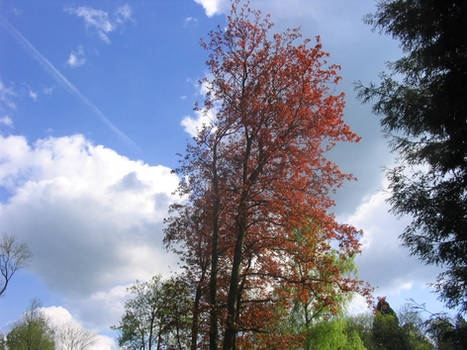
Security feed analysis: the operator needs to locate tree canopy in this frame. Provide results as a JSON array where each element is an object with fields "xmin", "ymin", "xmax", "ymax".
[
  {"xmin": 165, "ymin": 0, "xmax": 371, "ymax": 348},
  {"xmin": 356, "ymin": 0, "xmax": 467, "ymax": 314}
]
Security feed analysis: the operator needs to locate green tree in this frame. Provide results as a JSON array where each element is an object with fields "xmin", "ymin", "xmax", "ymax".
[
  {"xmin": 348, "ymin": 299, "xmax": 434, "ymax": 350},
  {"xmin": 425, "ymin": 314, "xmax": 467, "ymax": 350},
  {"xmin": 346, "ymin": 313, "xmax": 377, "ymax": 349},
  {"xmin": 356, "ymin": 0, "xmax": 467, "ymax": 314},
  {"xmin": 6, "ymin": 299, "xmax": 55, "ymax": 350},
  {"xmin": 270, "ymin": 240, "xmax": 369, "ymax": 350},
  {"xmin": 307, "ymin": 319, "xmax": 367, "ymax": 350},
  {"xmin": 112, "ymin": 275, "xmax": 192, "ymax": 350}
]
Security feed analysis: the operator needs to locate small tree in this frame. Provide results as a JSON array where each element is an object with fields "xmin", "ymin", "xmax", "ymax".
[
  {"xmin": 6, "ymin": 299, "xmax": 55, "ymax": 350},
  {"xmin": 0, "ymin": 232, "xmax": 32, "ymax": 296},
  {"xmin": 54, "ymin": 323, "xmax": 97, "ymax": 350},
  {"xmin": 112, "ymin": 275, "xmax": 192, "ymax": 350}
]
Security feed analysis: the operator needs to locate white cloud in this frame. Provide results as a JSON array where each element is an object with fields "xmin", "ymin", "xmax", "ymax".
[
  {"xmin": 194, "ymin": 0, "xmax": 226, "ymax": 17},
  {"xmin": 115, "ymin": 4, "xmax": 133, "ymax": 24},
  {"xmin": 181, "ymin": 79, "xmax": 217, "ymax": 137},
  {"xmin": 28, "ymin": 89, "xmax": 38, "ymax": 101},
  {"xmin": 40, "ymin": 306, "xmax": 117, "ymax": 350},
  {"xmin": 66, "ymin": 4, "xmax": 133, "ymax": 44},
  {"xmin": 66, "ymin": 6, "xmax": 113, "ymax": 43},
  {"xmin": 68, "ymin": 284, "xmax": 130, "ymax": 330},
  {"xmin": 181, "ymin": 109, "xmax": 216, "ymax": 137},
  {"xmin": 0, "ymin": 115, "xmax": 13, "ymax": 127},
  {"xmin": 347, "ymin": 294, "xmax": 370, "ymax": 315},
  {"xmin": 0, "ymin": 80, "xmax": 16, "ymax": 111},
  {"xmin": 0, "ymin": 134, "xmax": 180, "ymax": 327},
  {"xmin": 67, "ymin": 46, "xmax": 86, "ymax": 68},
  {"xmin": 184, "ymin": 16, "xmax": 199, "ymax": 26},
  {"xmin": 341, "ymin": 179, "xmax": 442, "ymax": 296}
]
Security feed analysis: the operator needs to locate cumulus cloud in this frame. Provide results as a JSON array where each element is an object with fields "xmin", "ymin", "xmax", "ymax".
[
  {"xmin": 181, "ymin": 109, "xmax": 216, "ymax": 137},
  {"xmin": 66, "ymin": 4, "xmax": 133, "ymax": 43},
  {"xmin": 341, "ymin": 179, "xmax": 441, "ymax": 296},
  {"xmin": 0, "ymin": 115, "xmax": 13, "ymax": 127},
  {"xmin": 67, "ymin": 45, "xmax": 86, "ymax": 68},
  {"xmin": 67, "ymin": 284, "xmax": 130, "ymax": 330},
  {"xmin": 193, "ymin": 0, "xmax": 224, "ymax": 17},
  {"xmin": 40, "ymin": 306, "xmax": 116, "ymax": 350},
  {"xmin": 0, "ymin": 134, "xmax": 180, "ymax": 305}
]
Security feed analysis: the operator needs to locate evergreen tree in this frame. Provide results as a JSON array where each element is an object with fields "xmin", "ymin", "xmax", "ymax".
[{"xmin": 356, "ymin": 0, "xmax": 467, "ymax": 314}]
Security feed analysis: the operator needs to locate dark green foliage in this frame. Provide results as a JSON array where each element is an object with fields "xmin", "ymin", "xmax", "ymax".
[
  {"xmin": 356, "ymin": 0, "xmax": 467, "ymax": 314},
  {"xmin": 425, "ymin": 314, "xmax": 467, "ymax": 350},
  {"xmin": 376, "ymin": 297, "xmax": 396, "ymax": 316},
  {"xmin": 373, "ymin": 313, "xmax": 408, "ymax": 350},
  {"xmin": 6, "ymin": 299, "xmax": 55, "ymax": 350},
  {"xmin": 348, "ymin": 299, "xmax": 434, "ymax": 350}
]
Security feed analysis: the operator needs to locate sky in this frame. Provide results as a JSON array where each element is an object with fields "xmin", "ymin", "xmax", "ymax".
[{"xmin": 0, "ymin": 0, "xmax": 449, "ymax": 348}]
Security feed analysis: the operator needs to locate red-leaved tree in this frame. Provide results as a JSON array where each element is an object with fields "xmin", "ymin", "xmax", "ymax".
[{"xmin": 165, "ymin": 1, "xmax": 371, "ymax": 349}]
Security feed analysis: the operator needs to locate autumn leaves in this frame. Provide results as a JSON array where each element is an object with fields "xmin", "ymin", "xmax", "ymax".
[{"xmin": 164, "ymin": 1, "xmax": 370, "ymax": 348}]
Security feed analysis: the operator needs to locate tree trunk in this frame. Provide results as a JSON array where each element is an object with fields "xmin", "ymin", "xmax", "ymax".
[
  {"xmin": 190, "ymin": 282, "xmax": 202, "ymax": 350},
  {"xmin": 209, "ymin": 143, "xmax": 220, "ymax": 350},
  {"xmin": 222, "ymin": 217, "xmax": 247, "ymax": 350}
]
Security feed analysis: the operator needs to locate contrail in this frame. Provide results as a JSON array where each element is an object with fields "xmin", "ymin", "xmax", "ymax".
[{"xmin": 0, "ymin": 15, "xmax": 140, "ymax": 154}]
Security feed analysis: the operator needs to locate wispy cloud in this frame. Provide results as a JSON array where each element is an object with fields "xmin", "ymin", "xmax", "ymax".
[
  {"xmin": 67, "ymin": 45, "xmax": 86, "ymax": 68},
  {"xmin": 66, "ymin": 6, "xmax": 113, "ymax": 43},
  {"xmin": 115, "ymin": 4, "xmax": 134, "ymax": 24},
  {"xmin": 0, "ymin": 80, "xmax": 16, "ymax": 110},
  {"xmin": 0, "ymin": 115, "xmax": 13, "ymax": 127},
  {"xmin": 43, "ymin": 86, "xmax": 54, "ymax": 95},
  {"xmin": 29, "ymin": 89, "xmax": 38, "ymax": 101},
  {"xmin": 184, "ymin": 16, "xmax": 199, "ymax": 26},
  {"xmin": 0, "ymin": 15, "xmax": 139, "ymax": 153},
  {"xmin": 66, "ymin": 4, "xmax": 134, "ymax": 44}
]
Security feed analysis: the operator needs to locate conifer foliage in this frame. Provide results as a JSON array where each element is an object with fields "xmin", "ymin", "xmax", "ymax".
[
  {"xmin": 165, "ymin": 1, "xmax": 370, "ymax": 348},
  {"xmin": 357, "ymin": 0, "xmax": 467, "ymax": 314}
]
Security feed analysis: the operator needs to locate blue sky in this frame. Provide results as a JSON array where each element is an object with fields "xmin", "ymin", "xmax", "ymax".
[{"xmin": 0, "ymin": 0, "xmax": 450, "ymax": 347}]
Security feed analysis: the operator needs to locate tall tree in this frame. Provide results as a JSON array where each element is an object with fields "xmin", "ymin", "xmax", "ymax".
[
  {"xmin": 113, "ymin": 276, "xmax": 163, "ymax": 350},
  {"xmin": 165, "ymin": 203, "xmax": 213, "ymax": 350},
  {"xmin": 167, "ymin": 1, "xmax": 371, "ymax": 348},
  {"xmin": 0, "ymin": 232, "xmax": 32, "ymax": 296},
  {"xmin": 356, "ymin": 0, "xmax": 467, "ymax": 314}
]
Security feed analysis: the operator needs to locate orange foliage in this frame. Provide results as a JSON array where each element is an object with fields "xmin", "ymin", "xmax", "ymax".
[{"xmin": 165, "ymin": 1, "xmax": 371, "ymax": 349}]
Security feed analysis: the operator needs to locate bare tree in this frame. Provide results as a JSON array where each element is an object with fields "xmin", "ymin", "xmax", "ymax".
[
  {"xmin": 0, "ymin": 232, "xmax": 32, "ymax": 296},
  {"xmin": 55, "ymin": 323, "xmax": 98, "ymax": 350}
]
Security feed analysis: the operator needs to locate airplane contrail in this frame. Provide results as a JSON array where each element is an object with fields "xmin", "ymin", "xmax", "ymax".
[{"xmin": 0, "ymin": 15, "xmax": 140, "ymax": 154}]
